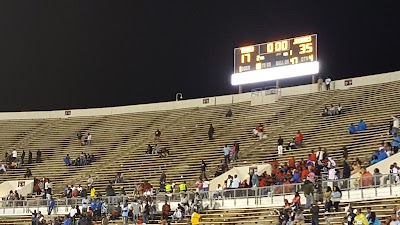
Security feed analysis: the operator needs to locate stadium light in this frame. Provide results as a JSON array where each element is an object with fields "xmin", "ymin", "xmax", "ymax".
[{"xmin": 231, "ymin": 61, "xmax": 319, "ymax": 86}]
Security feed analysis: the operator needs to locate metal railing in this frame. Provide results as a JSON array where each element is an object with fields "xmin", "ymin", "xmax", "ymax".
[{"xmin": 0, "ymin": 173, "xmax": 395, "ymax": 213}]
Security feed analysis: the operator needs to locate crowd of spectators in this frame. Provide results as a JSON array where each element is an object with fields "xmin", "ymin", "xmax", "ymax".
[
  {"xmin": 321, "ymin": 104, "xmax": 342, "ymax": 116},
  {"xmin": 348, "ymin": 119, "xmax": 367, "ymax": 134},
  {"xmin": 63, "ymin": 152, "xmax": 95, "ymax": 166}
]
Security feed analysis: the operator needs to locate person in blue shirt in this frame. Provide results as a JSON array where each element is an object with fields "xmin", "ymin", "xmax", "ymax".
[
  {"xmin": 357, "ymin": 120, "xmax": 367, "ymax": 131},
  {"xmin": 370, "ymin": 156, "xmax": 379, "ymax": 165},
  {"xmin": 291, "ymin": 170, "xmax": 301, "ymax": 183},
  {"xmin": 90, "ymin": 200, "xmax": 97, "ymax": 213},
  {"xmin": 393, "ymin": 134, "xmax": 400, "ymax": 154},
  {"xmin": 377, "ymin": 149, "xmax": 388, "ymax": 161},
  {"xmin": 48, "ymin": 198, "xmax": 55, "ymax": 215},
  {"xmin": 348, "ymin": 123, "xmax": 357, "ymax": 134},
  {"xmin": 368, "ymin": 212, "xmax": 381, "ymax": 225},
  {"xmin": 96, "ymin": 199, "xmax": 103, "ymax": 220},
  {"xmin": 63, "ymin": 216, "xmax": 71, "ymax": 225},
  {"xmin": 122, "ymin": 203, "xmax": 129, "ymax": 225}
]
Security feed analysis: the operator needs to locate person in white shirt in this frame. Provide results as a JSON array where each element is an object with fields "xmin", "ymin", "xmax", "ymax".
[
  {"xmin": 87, "ymin": 175, "xmax": 93, "ymax": 189},
  {"xmin": 231, "ymin": 175, "xmax": 241, "ymax": 189},
  {"xmin": 0, "ymin": 164, "xmax": 6, "ymax": 173},
  {"xmin": 316, "ymin": 147, "xmax": 325, "ymax": 161},
  {"xmin": 86, "ymin": 133, "xmax": 92, "ymax": 145},
  {"xmin": 12, "ymin": 149, "xmax": 17, "ymax": 161},
  {"xmin": 77, "ymin": 185, "xmax": 83, "ymax": 193},
  {"xmin": 325, "ymin": 77, "xmax": 332, "ymax": 90},
  {"xmin": 172, "ymin": 208, "xmax": 182, "ymax": 223},
  {"xmin": 226, "ymin": 175, "xmax": 232, "ymax": 188},
  {"xmin": 202, "ymin": 179, "xmax": 209, "ymax": 198},
  {"xmin": 70, "ymin": 205, "xmax": 77, "ymax": 218},
  {"xmin": 392, "ymin": 115, "xmax": 399, "ymax": 136},
  {"xmin": 337, "ymin": 103, "xmax": 342, "ymax": 115}
]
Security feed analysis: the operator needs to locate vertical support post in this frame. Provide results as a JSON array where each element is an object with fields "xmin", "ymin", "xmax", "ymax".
[
  {"xmin": 276, "ymin": 80, "xmax": 280, "ymax": 88},
  {"xmin": 239, "ymin": 85, "xmax": 243, "ymax": 94}
]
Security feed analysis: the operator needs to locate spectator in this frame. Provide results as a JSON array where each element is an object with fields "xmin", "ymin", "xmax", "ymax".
[
  {"xmin": 77, "ymin": 132, "xmax": 83, "ymax": 145},
  {"xmin": 337, "ymin": 103, "xmax": 342, "ymax": 115},
  {"xmin": 24, "ymin": 168, "xmax": 32, "ymax": 178},
  {"xmin": 12, "ymin": 149, "xmax": 17, "ymax": 162},
  {"xmin": 155, "ymin": 129, "xmax": 161, "ymax": 140},
  {"xmin": 0, "ymin": 164, "xmax": 6, "ymax": 173},
  {"xmin": 203, "ymin": 179, "xmax": 210, "ymax": 198},
  {"xmin": 229, "ymin": 144, "xmax": 237, "ymax": 163},
  {"xmin": 234, "ymin": 141, "xmax": 240, "ymax": 160},
  {"xmin": 358, "ymin": 119, "xmax": 367, "ymax": 131},
  {"xmin": 251, "ymin": 172, "xmax": 259, "ymax": 188},
  {"xmin": 360, "ymin": 167, "xmax": 373, "ymax": 187},
  {"xmin": 179, "ymin": 181, "xmax": 187, "ymax": 193},
  {"xmin": 317, "ymin": 77, "xmax": 323, "ymax": 92},
  {"xmin": 348, "ymin": 123, "xmax": 357, "ymax": 134},
  {"xmin": 370, "ymin": 155, "xmax": 379, "ymax": 165},
  {"xmin": 253, "ymin": 123, "xmax": 264, "ymax": 140},
  {"xmin": 146, "ymin": 144, "xmax": 153, "ymax": 155},
  {"xmin": 86, "ymin": 133, "xmax": 92, "ymax": 145},
  {"xmin": 366, "ymin": 207, "xmax": 372, "ymax": 220},
  {"xmin": 48, "ymin": 197, "xmax": 55, "ymax": 215},
  {"xmin": 64, "ymin": 155, "xmax": 71, "ymax": 166},
  {"xmin": 162, "ymin": 201, "xmax": 170, "ymax": 220},
  {"xmin": 231, "ymin": 175, "xmax": 240, "ymax": 189},
  {"xmin": 309, "ymin": 150, "xmax": 316, "ymax": 163},
  {"xmin": 392, "ymin": 115, "xmax": 399, "ymax": 136},
  {"xmin": 208, "ymin": 124, "xmax": 214, "ymax": 140},
  {"xmin": 82, "ymin": 197, "xmax": 89, "ymax": 213},
  {"xmin": 21, "ymin": 150, "xmax": 25, "ymax": 164},
  {"xmin": 346, "ymin": 207, "xmax": 356, "ymax": 225},
  {"xmin": 311, "ymin": 201, "xmax": 319, "ymax": 225},
  {"xmin": 323, "ymin": 186, "xmax": 332, "ymax": 212},
  {"xmin": 384, "ymin": 163, "xmax": 399, "ymax": 185},
  {"xmin": 393, "ymin": 134, "xmax": 400, "ymax": 154},
  {"xmin": 295, "ymin": 130, "xmax": 303, "ymax": 147},
  {"xmin": 368, "ymin": 212, "xmax": 381, "ymax": 225},
  {"xmin": 292, "ymin": 210, "xmax": 305, "ymax": 225},
  {"xmin": 200, "ymin": 160, "xmax": 207, "ymax": 180},
  {"xmin": 277, "ymin": 136, "xmax": 284, "ymax": 156},
  {"xmin": 36, "ymin": 150, "xmax": 42, "ymax": 163},
  {"xmin": 331, "ymin": 186, "xmax": 342, "ymax": 212},
  {"xmin": 377, "ymin": 148, "xmax": 388, "ymax": 161},
  {"xmin": 354, "ymin": 208, "xmax": 369, "ymax": 225},
  {"xmin": 291, "ymin": 192, "xmax": 301, "ymax": 211},
  {"xmin": 191, "ymin": 210, "xmax": 201, "ymax": 225},
  {"xmin": 131, "ymin": 200, "xmax": 141, "ymax": 225},
  {"xmin": 343, "ymin": 160, "xmax": 351, "ymax": 179},
  {"xmin": 226, "ymin": 108, "xmax": 232, "ymax": 117},
  {"xmin": 172, "ymin": 208, "xmax": 182, "ymax": 223},
  {"xmin": 321, "ymin": 105, "xmax": 329, "ymax": 117},
  {"xmin": 373, "ymin": 168, "xmax": 382, "ymax": 186},
  {"xmin": 87, "ymin": 175, "xmax": 93, "ymax": 189},
  {"xmin": 325, "ymin": 77, "xmax": 331, "ymax": 90},
  {"xmin": 223, "ymin": 145, "xmax": 231, "ymax": 166},
  {"xmin": 329, "ymin": 104, "xmax": 336, "ymax": 116},
  {"xmin": 28, "ymin": 150, "xmax": 33, "ymax": 164},
  {"xmin": 122, "ymin": 203, "xmax": 128, "ymax": 225},
  {"xmin": 303, "ymin": 180, "xmax": 314, "ymax": 209}
]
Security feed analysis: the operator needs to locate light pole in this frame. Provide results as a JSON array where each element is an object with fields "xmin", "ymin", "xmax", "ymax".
[{"xmin": 175, "ymin": 93, "xmax": 183, "ymax": 101}]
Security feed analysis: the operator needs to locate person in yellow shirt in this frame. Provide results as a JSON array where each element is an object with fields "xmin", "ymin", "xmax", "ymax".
[
  {"xmin": 90, "ymin": 186, "xmax": 96, "ymax": 198},
  {"xmin": 191, "ymin": 210, "xmax": 201, "ymax": 225},
  {"xmin": 354, "ymin": 208, "xmax": 369, "ymax": 225}
]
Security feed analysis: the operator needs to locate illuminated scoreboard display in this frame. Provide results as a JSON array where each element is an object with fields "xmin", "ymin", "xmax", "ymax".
[{"xmin": 231, "ymin": 34, "xmax": 319, "ymax": 86}]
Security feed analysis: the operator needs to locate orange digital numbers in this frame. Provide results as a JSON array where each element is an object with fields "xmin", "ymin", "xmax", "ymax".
[
  {"xmin": 241, "ymin": 53, "xmax": 251, "ymax": 63},
  {"xmin": 266, "ymin": 40, "xmax": 289, "ymax": 54},
  {"xmin": 299, "ymin": 43, "xmax": 313, "ymax": 54}
]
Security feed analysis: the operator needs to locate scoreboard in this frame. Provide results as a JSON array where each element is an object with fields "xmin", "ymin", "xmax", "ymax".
[{"xmin": 231, "ymin": 34, "xmax": 319, "ymax": 85}]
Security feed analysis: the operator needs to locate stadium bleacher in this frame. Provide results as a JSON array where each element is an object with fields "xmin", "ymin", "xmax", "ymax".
[{"xmin": 1, "ymin": 72, "xmax": 400, "ymax": 224}]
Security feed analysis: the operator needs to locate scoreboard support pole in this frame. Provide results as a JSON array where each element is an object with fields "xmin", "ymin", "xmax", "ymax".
[
  {"xmin": 238, "ymin": 85, "xmax": 243, "ymax": 94},
  {"xmin": 276, "ymin": 80, "xmax": 280, "ymax": 88},
  {"xmin": 312, "ymin": 75, "xmax": 315, "ymax": 84}
]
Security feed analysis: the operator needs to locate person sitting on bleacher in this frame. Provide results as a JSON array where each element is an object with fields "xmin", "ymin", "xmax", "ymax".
[
  {"xmin": 377, "ymin": 147, "xmax": 388, "ymax": 162},
  {"xmin": 329, "ymin": 104, "xmax": 336, "ymax": 116},
  {"xmin": 393, "ymin": 134, "xmax": 400, "ymax": 154},
  {"xmin": 321, "ymin": 105, "xmax": 329, "ymax": 116},
  {"xmin": 295, "ymin": 130, "xmax": 303, "ymax": 147},
  {"xmin": 287, "ymin": 138, "xmax": 297, "ymax": 150},
  {"xmin": 337, "ymin": 103, "xmax": 342, "ymax": 114},
  {"xmin": 348, "ymin": 123, "xmax": 357, "ymax": 134},
  {"xmin": 64, "ymin": 154, "xmax": 71, "ymax": 166},
  {"xmin": 358, "ymin": 119, "xmax": 367, "ymax": 131},
  {"xmin": 253, "ymin": 123, "xmax": 264, "ymax": 140},
  {"xmin": 226, "ymin": 108, "xmax": 232, "ymax": 117}
]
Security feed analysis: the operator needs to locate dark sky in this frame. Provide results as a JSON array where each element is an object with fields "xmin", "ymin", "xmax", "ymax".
[{"xmin": 0, "ymin": 1, "xmax": 399, "ymax": 112}]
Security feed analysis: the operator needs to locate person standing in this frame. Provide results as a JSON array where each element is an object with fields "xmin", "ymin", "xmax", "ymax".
[
  {"xmin": 208, "ymin": 124, "xmax": 214, "ymax": 140},
  {"xmin": 131, "ymin": 200, "xmax": 141, "ymax": 225},
  {"xmin": 277, "ymin": 136, "xmax": 284, "ymax": 156},
  {"xmin": 325, "ymin": 77, "xmax": 332, "ymax": 90},
  {"xmin": 36, "ymin": 150, "xmax": 42, "ymax": 163},
  {"xmin": 21, "ymin": 150, "xmax": 25, "ymax": 164},
  {"xmin": 311, "ymin": 201, "xmax": 319, "ymax": 225},
  {"xmin": 392, "ymin": 115, "xmax": 399, "ymax": 137},
  {"xmin": 191, "ymin": 210, "xmax": 201, "ymax": 225},
  {"xmin": 317, "ymin": 77, "xmax": 323, "ymax": 91},
  {"xmin": 303, "ymin": 180, "xmax": 314, "ymax": 209},
  {"xmin": 200, "ymin": 160, "xmax": 207, "ymax": 180},
  {"xmin": 28, "ymin": 150, "xmax": 33, "ymax": 164},
  {"xmin": 122, "ymin": 203, "xmax": 128, "ymax": 225},
  {"xmin": 223, "ymin": 145, "xmax": 231, "ymax": 166},
  {"xmin": 48, "ymin": 197, "xmax": 55, "ymax": 215}
]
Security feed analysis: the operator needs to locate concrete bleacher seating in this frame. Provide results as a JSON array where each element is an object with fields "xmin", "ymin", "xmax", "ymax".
[{"xmin": 1, "ymin": 73, "xmax": 400, "ymax": 224}]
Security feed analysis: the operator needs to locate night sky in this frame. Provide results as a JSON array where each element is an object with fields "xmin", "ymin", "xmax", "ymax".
[{"xmin": 0, "ymin": 1, "xmax": 399, "ymax": 112}]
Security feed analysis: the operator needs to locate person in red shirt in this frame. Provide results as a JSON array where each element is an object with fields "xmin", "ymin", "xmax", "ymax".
[
  {"xmin": 288, "ymin": 157, "xmax": 296, "ymax": 169},
  {"xmin": 295, "ymin": 130, "xmax": 304, "ymax": 147},
  {"xmin": 301, "ymin": 167, "xmax": 310, "ymax": 181},
  {"xmin": 309, "ymin": 150, "xmax": 317, "ymax": 162}
]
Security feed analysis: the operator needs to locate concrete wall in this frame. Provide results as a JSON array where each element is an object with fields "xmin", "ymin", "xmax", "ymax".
[
  {"xmin": 0, "ymin": 70, "xmax": 400, "ymax": 120},
  {"xmin": 209, "ymin": 164, "xmax": 272, "ymax": 191},
  {"xmin": 0, "ymin": 180, "xmax": 34, "ymax": 198}
]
